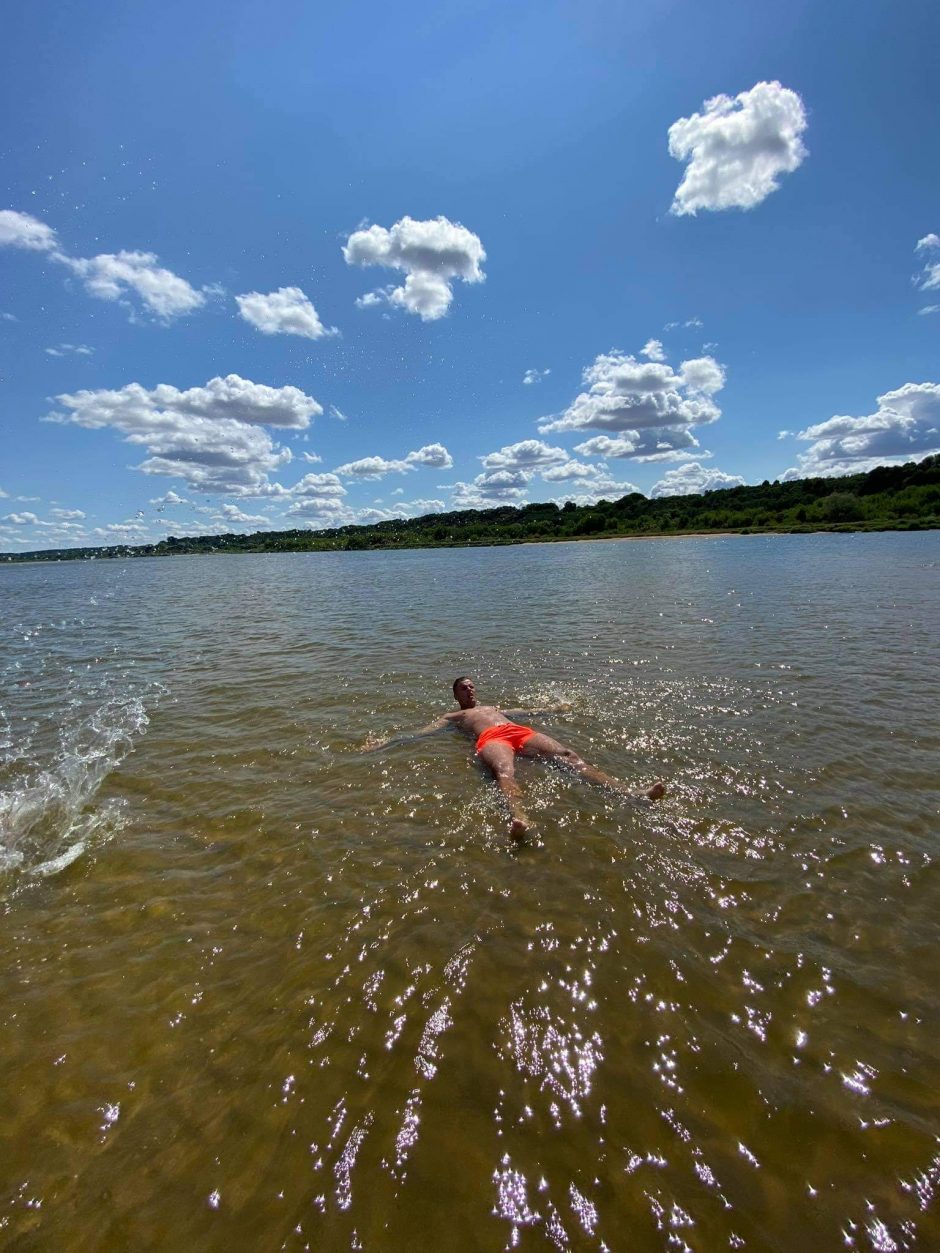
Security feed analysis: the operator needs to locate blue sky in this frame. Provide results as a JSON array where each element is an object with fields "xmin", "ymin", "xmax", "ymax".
[{"xmin": 1, "ymin": 0, "xmax": 938, "ymax": 550}]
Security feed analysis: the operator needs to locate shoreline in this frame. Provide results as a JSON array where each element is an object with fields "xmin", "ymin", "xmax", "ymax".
[{"xmin": 3, "ymin": 521, "xmax": 938, "ymax": 567}]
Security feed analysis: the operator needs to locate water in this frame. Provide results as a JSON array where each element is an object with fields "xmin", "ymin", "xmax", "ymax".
[{"xmin": 1, "ymin": 534, "xmax": 938, "ymax": 1251}]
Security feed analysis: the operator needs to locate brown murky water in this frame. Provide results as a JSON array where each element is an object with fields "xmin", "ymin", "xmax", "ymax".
[{"xmin": 1, "ymin": 534, "xmax": 938, "ymax": 1251}]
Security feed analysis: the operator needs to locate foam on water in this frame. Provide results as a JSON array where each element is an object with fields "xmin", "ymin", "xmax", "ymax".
[{"xmin": 0, "ymin": 688, "xmax": 153, "ymax": 879}]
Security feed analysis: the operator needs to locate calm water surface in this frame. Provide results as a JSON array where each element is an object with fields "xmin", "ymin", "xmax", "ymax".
[{"xmin": 1, "ymin": 535, "xmax": 938, "ymax": 1251}]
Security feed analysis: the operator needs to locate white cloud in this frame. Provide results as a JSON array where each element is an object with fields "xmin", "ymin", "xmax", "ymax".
[
  {"xmin": 0, "ymin": 210, "xmax": 210, "ymax": 322},
  {"xmin": 0, "ymin": 209, "xmax": 58, "ymax": 251},
  {"xmin": 334, "ymin": 454, "xmax": 410, "ymax": 479},
  {"xmin": 550, "ymin": 477, "xmax": 641, "ymax": 506},
  {"xmin": 1, "ymin": 311, "xmax": 17, "ymax": 322},
  {"xmin": 60, "ymin": 250, "xmax": 207, "ymax": 320},
  {"xmin": 285, "ymin": 495, "xmax": 355, "ymax": 526},
  {"xmin": 235, "ymin": 286, "xmax": 338, "ymax": 340},
  {"xmin": 918, "ymin": 305, "xmax": 939, "ymax": 316},
  {"xmin": 3, "ymin": 511, "xmax": 40, "ymax": 524},
  {"xmin": 302, "ymin": 451, "xmax": 323, "ymax": 463},
  {"xmin": 335, "ymin": 443, "xmax": 453, "ymax": 478},
  {"xmin": 344, "ymin": 215, "xmax": 485, "ymax": 320},
  {"xmin": 538, "ymin": 349, "xmax": 725, "ymax": 463},
  {"xmin": 153, "ymin": 519, "xmax": 225, "ymax": 536},
  {"xmin": 457, "ymin": 444, "xmax": 639, "ymax": 507},
  {"xmin": 47, "ymin": 375, "xmax": 321, "ymax": 495},
  {"xmin": 354, "ymin": 290, "xmax": 386, "ymax": 310},
  {"xmin": 93, "ymin": 521, "xmax": 150, "ymax": 538},
  {"xmin": 573, "ymin": 433, "xmax": 702, "ymax": 461},
  {"xmin": 668, "ymin": 81, "xmax": 808, "ymax": 215},
  {"xmin": 216, "ymin": 503, "xmax": 269, "ymax": 526},
  {"xmin": 480, "ymin": 439, "xmax": 568, "ymax": 472},
  {"xmin": 405, "ymin": 443, "xmax": 453, "ymax": 469},
  {"xmin": 523, "ymin": 368, "xmax": 551, "ymax": 385},
  {"xmin": 45, "ymin": 343, "xmax": 94, "ymax": 357},
  {"xmin": 328, "ymin": 405, "xmax": 349, "ymax": 420},
  {"xmin": 777, "ymin": 430, "xmax": 793, "ymax": 439},
  {"xmin": 450, "ymin": 469, "xmax": 530, "ymax": 508},
  {"xmin": 541, "ymin": 459, "xmax": 602, "ymax": 482},
  {"xmin": 650, "ymin": 462, "xmax": 745, "ymax": 497},
  {"xmin": 150, "ymin": 490, "xmax": 189, "ymax": 506},
  {"xmin": 391, "ymin": 487, "xmax": 404, "ymax": 496},
  {"xmin": 355, "ymin": 508, "xmax": 396, "ymax": 524},
  {"xmin": 404, "ymin": 498, "xmax": 445, "ymax": 514},
  {"xmin": 787, "ymin": 382, "xmax": 940, "ymax": 477},
  {"xmin": 356, "ymin": 498, "xmax": 447, "ymax": 524},
  {"xmin": 664, "ymin": 317, "xmax": 703, "ymax": 331},
  {"xmin": 50, "ymin": 507, "xmax": 85, "ymax": 519},
  {"xmin": 291, "ymin": 472, "xmax": 347, "ymax": 500},
  {"xmin": 914, "ymin": 234, "xmax": 940, "ymax": 292},
  {"xmin": 641, "ymin": 339, "xmax": 665, "ymax": 362}
]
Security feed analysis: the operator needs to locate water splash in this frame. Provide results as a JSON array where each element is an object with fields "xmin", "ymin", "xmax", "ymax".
[{"xmin": 0, "ymin": 689, "xmax": 154, "ymax": 879}]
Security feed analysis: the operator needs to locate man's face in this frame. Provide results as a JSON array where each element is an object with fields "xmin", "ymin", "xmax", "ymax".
[{"xmin": 454, "ymin": 678, "xmax": 476, "ymax": 708}]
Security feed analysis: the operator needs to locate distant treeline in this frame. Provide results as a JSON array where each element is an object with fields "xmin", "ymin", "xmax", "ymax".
[{"xmin": 3, "ymin": 455, "xmax": 938, "ymax": 563}]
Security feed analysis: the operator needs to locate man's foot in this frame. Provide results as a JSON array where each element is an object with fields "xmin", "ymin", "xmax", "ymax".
[
  {"xmin": 646, "ymin": 781, "xmax": 666, "ymax": 801},
  {"xmin": 509, "ymin": 816, "xmax": 532, "ymax": 842}
]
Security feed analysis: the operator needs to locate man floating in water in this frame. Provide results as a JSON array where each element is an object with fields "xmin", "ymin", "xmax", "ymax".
[{"xmin": 365, "ymin": 676, "xmax": 666, "ymax": 841}]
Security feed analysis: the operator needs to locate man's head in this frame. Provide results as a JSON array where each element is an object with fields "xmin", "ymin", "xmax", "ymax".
[{"xmin": 453, "ymin": 675, "xmax": 476, "ymax": 708}]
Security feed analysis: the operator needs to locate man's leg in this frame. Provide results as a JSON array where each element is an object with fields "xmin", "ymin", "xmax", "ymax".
[
  {"xmin": 478, "ymin": 742, "xmax": 532, "ymax": 840},
  {"xmin": 520, "ymin": 733, "xmax": 666, "ymax": 802}
]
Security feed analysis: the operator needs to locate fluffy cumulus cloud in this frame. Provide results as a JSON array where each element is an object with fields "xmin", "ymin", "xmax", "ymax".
[
  {"xmin": 47, "ymin": 375, "xmax": 322, "ymax": 495},
  {"xmin": 290, "ymin": 472, "xmax": 347, "ymax": 500},
  {"xmin": 405, "ymin": 443, "xmax": 453, "ymax": 468},
  {"xmin": 451, "ymin": 443, "xmax": 640, "ymax": 510},
  {"xmin": 216, "ymin": 503, "xmax": 269, "ymax": 526},
  {"xmin": 335, "ymin": 443, "xmax": 453, "ymax": 479},
  {"xmin": 479, "ymin": 439, "xmax": 568, "ymax": 472},
  {"xmin": 450, "ymin": 469, "xmax": 530, "ymax": 508},
  {"xmin": 650, "ymin": 462, "xmax": 745, "ymax": 497},
  {"xmin": 0, "ymin": 210, "xmax": 210, "ymax": 321},
  {"xmin": 785, "ymin": 382, "xmax": 940, "ymax": 478},
  {"xmin": 0, "ymin": 209, "xmax": 58, "ymax": 251},
  {"xmin": 668, "ymin": 81, "xmax": 808, "ymax": 216},
  {"xmin": 641, "ymin": 338, "xmax": 665, "ymax": 362},
  {"xmin": 538, "ymin": 349, "xmax": 725, "ymax": 463},
  {"xmin": 60, "ymin": 251, "xmax": 207, "ymax": 320},
  {"xmin": 235, "ymin": 286, "xmax": 337, "ymax": 339},
  {"xmin": 915, "ymin": 234, "xmax": 940, "ymax": 293},
  {"xmin": 356, "ymin": 498, "xmax": 446, "ymax": 524},
  {"xmin": 344, "ymin": 215, "xmax": 485, "ymax": 320},
  {"xmin": 541, "ymin": 459, "xmax": 601, "ymax": 482},
  {"xmin": 284, "ymin": 472, "xmax": 352, "ymax": 526},
  {"xmin": 573, "ymin": 432, "xmax": 702, "ymax": 461},
  {"xmin": 549, "ymin": 478, "xmax": 641, "ymax": 507},
  {"xmin": 523, "ymin": 368, "xmax": 551, "ymax": 385}
]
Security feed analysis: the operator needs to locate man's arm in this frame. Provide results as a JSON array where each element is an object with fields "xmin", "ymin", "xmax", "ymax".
[{"xmin": 362, "ymin": 712, "xmax": 459, "ymax": 753}]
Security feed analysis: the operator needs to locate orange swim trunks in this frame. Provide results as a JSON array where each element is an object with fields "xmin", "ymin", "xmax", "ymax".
[{"xmin": 475, "ymin": 722, "xmax": 536, "ymax": 754}]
